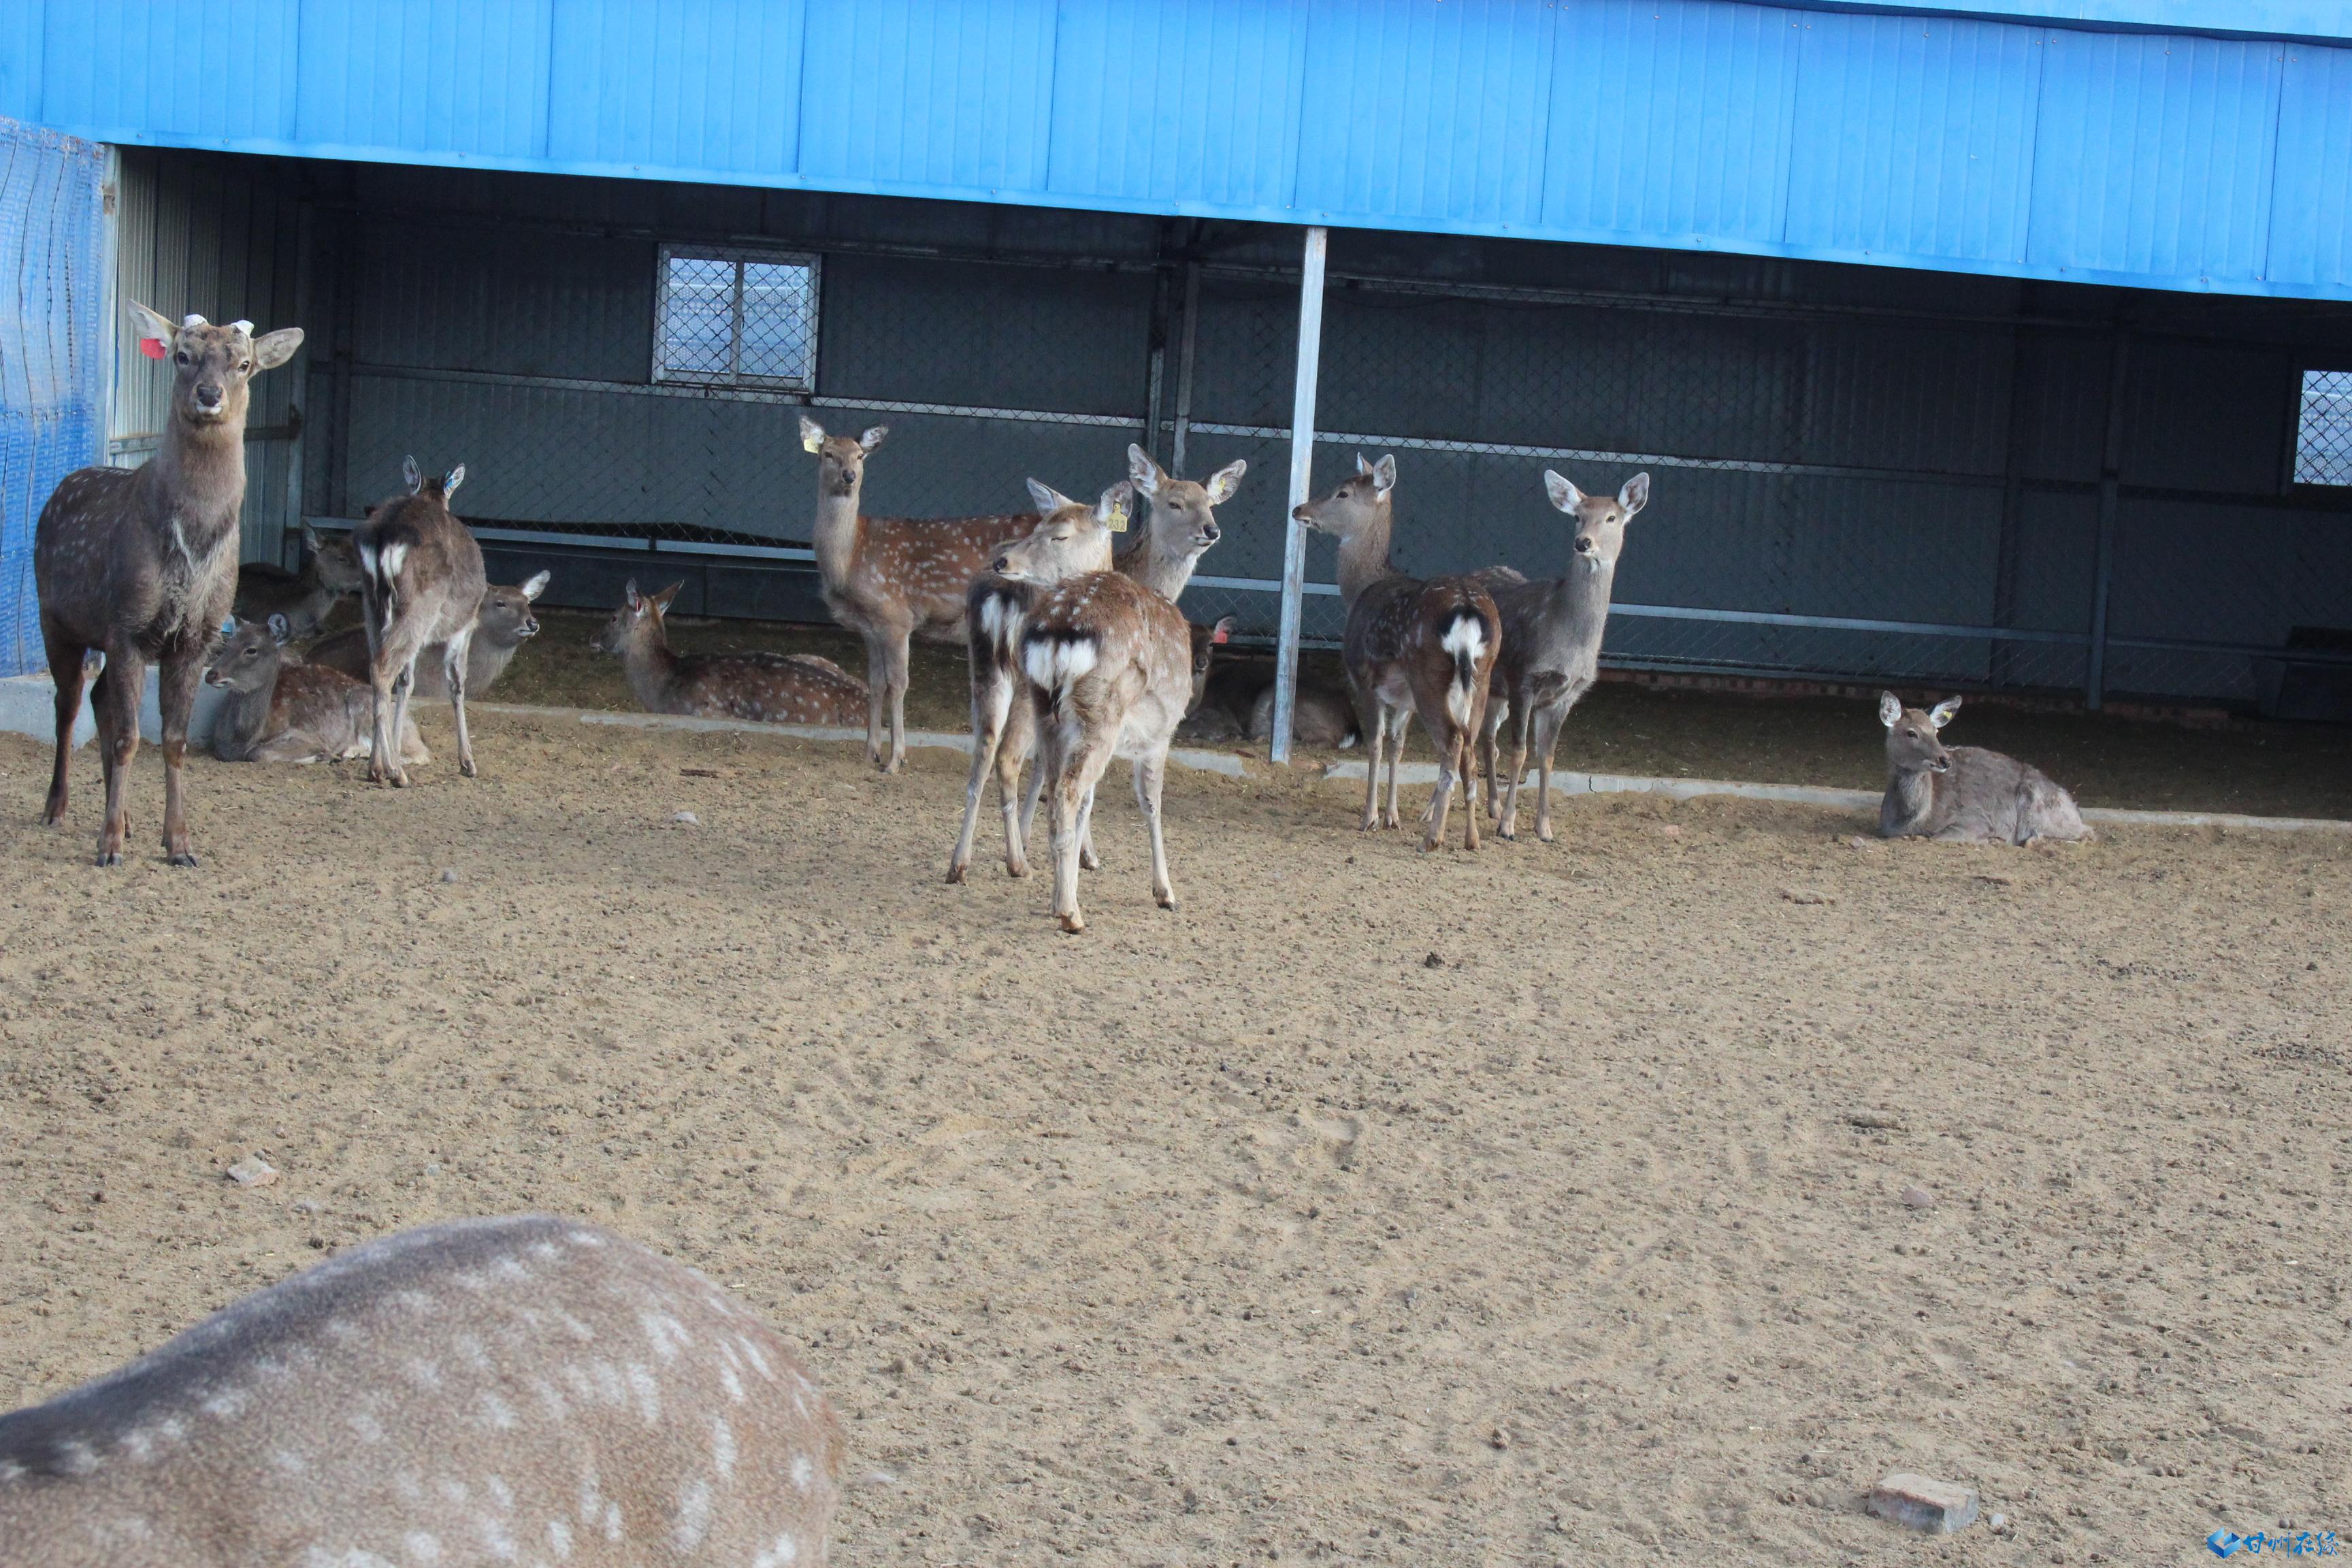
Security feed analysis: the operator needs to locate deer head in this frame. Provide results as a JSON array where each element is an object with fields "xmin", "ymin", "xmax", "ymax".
[
  {"xmin": 1291, "ymin": 453, "xmax": 1396, "ymax": 540},
  {"xmin": 800, "ymin": 416, "xmax": 889, "ymax": 500},
  {"xmin": 592, "ymin": 580, "xmax": 684, "ymax": 656},
  {"xmin": 203, "ymin": 617, "xmax": 291, "ymax": 692},
  {"xmin": 1188, "ymin": 615, "xmax": 1235, "ymax": 713},
  {"xmin": 1128, "ymin": 446, "xmax": 1245, "ymax": 556},
  {"xmin": 991, "ymin": 480, "xmax": 1129, "ymax": 583},
  {"xmin": 478, "ymin": 572, "xmax": 551, "ymax": 649},
  {"xmin": 301, "ymin": 523, "xmax": 368, "ymax": 594},
  {"xmin": 1543, "ymin": 470, "xmax": 1649, "ymax": 574},
  {"xmin": 129, "ymin": 301, "xmax": 302, "ymax": 429},
  {"xmin": 1880, "ymin": 691, "xmax": 1960, "ymax": 775}
]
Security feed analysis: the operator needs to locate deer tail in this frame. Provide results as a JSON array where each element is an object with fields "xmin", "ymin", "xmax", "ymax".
[
  {"xmin": 1439, "ymin": 605, "xmax": 1489, "ymax": 730},
  {"xmin": 355, "ymin": 538, "xmax": 408, "ymax": 640}
]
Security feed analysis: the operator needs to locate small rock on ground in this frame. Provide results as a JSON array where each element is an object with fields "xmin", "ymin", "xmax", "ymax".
[
  {"xmin": 673, "ymin": 811, "xmax": 700, "ymax": 826},
  {"xmin": 1868, "ymin": 1472, "xmax": 1980, "ymax": 1535},
  {"xmin": 226, "ymin": 1155, "xmax": 279, "ymax": 1188}
]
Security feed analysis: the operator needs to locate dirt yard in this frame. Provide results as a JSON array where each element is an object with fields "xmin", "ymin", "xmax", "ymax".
[{"xmin": 1, "ymin": 704, "xmax": 2347, "ymax": 1565}]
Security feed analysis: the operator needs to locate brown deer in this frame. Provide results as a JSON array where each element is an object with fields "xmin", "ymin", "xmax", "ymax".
[
  {"xmin": 1019, "ymin": 572, "xmax": 1201, "ymax": 932},
  {"xmin": 352, "ymin": 457, "xmax": 488, "ymax": 787},
  {"xmin": 1121, "ymin": 444, "xmax": 1245, "ymax": 600},
  {"xmin": 591, "ymin": 581, "xmax": 868, "ymax": 726},
  {"xmin": 1475, "ymin": 469, "xmax": 1650, "ymax": 843},
  {"xmin": 203, "ymin": 617, "xmax": 429, "ymax": 766},
  {"xmin": 946, "ymin": 478, "xmax": 1128, "ymax": 885},
  {"xmin": 232, "ymin": 525, "xmax": 365, "ymax": 640},
  {"xmin": 1878, "ymin": 693, "xmax": 2094, "ymax": 844},
  {"xmin": 1294, "ymin": 454, "xmax": 1501, "ymax": 850},
  {"xmin": 800, "ymin": 416, "xmax": 1038, "ymax": 774},
  {"xmin": 0, "ymin": 1214, "xmax": 843, "ymax": 1567},
  {"xmin": 308, "ymin": 570, "xmax": 549, "ymax": 701},
  {"xmin": 34, "ymin": 304, "xmax": 303, "ymax": 866}
]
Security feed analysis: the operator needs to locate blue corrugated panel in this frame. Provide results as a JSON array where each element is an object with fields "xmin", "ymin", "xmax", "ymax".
[
  {"xmin": 798, "ymin": 0, "xmax": 1057, "ymax": 193},
  {"xmin": 298, "ymin": 0, "xmax": 553, "ymax": 160},
  {"xmin": 41, "ymin": 0, "xmax": 299, "ymax": 144},
  {"xmin": 2270, "ymin": 41, "xmax": 2352, "ymax": 289},
  {"xmin": 547, "ymin": 0, "xmax": 805, "ymax": 175}
]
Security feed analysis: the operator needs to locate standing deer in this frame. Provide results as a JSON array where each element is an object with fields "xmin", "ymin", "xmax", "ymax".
[
  {"xmin": 945, "ymin": 478, "xmax": 1127, "ymax": 885},
  {"xmin": 308, "ymin": 570, "xmax": 549, "ymax": 701},
  {"xmin": 799, "ymin": 416, "xmax": 1039, "ymax": 774},
  {"xmin": 591, "ymin": 581, "xmax": 869, "ymax": 726},
  {"xmin": 0, "ymin": 1214, "xmax": 843, "ymax": 1568},
  {"xmin": 233, "ymin": 524, "xmax": 366, "ymax": 640},
  {"xmin": 352, "ymin": 457, "xmax": 487, "ymax": 787},
  {"xmin": 203, "ymin": 617, "xmax": 429, "ymax": 766},
  {"xmin": 1878, "ymin": 693, "xmax": 2094, "ymax": 844},
  {"xmin": 34, "ymin": 304, "xmax": 302, "ymax": 866},
  {"xmin": 1476, "ymin": 470, "xmax": 1650, "ymax": 843},
  {"xmin": 1294, "ymin": 455, "xmax": 1501, "ymax": 851}
]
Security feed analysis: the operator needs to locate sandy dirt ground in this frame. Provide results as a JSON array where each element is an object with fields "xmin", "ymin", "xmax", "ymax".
[{"xmin": 1, "ymin": 702, "xmax": 2348, "ymax": 1566}]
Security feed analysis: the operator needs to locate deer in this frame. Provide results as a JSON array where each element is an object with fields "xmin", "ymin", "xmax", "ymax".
[
  {"xmin": 308, "ymin": 570, "xmax": 549, "ymax": 701},
  {"xmin": 351, "ymin": 457, "xmax": 488, "ymax": 787},
  {"xmin": 1292, "ymin": 454, "xmax": 1501, "ymax": 851},
  {"xmin": 945, "ymin": 478, "xmax": 1128, "ymax": 885},
  {"xmin": 1473, "ymin": 470, "xmax": 1650, "ymax": 843},
  {"xmin": 1120, "ymin": 444, "xmax": 1245, "ymax": 600},
  {"xmin": 591, "ymin": 581, "xmax": 869, "ymax": 727},
  {"xmin": 799, "ymin": 416, "xmax": 1042, "ymax": 774},
  {"xmin": 0, "ymin": 1214, "xmax": 844, "ymax": 1568},
  {"xmin": 1878, "ymin": 693, "xmax": 2095, "ymax": 844},
  {"xmin": 1248, "ymin": 680, "xmax": 1359, "ymax": 750},
  {"xmin": 232, "ymin": 524, "xmax": 366, "ymax": 640},
  {"xmin": 33, "ymin": 304, "xmax": 303, "ymax": 866},
  {"xmin": 203, "ymin": 617, "xmax": 429, "ymax": 766}
]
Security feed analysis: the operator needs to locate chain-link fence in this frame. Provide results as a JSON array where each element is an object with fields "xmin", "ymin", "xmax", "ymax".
[{"xmin": 0, "ymin": 118, "xmax": 108, "ymax": 677}]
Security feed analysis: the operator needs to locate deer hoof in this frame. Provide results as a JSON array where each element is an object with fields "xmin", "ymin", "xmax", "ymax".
[
  {"xmin": 944, "ymin": 864, "xmax": 968, "ymax": 885},
  {"xmin": 1058, "ymin": 913, "xmax": 1085, "ymax": 934},
  {"xmin": 1080, "ymin": 851, "xmax": 1101, "ymax": 872},
  {"xmin": 459, "ymin": 758, "xmax": 477, "ymax": 779},
  {"xmin": 1004, "ymin": 861, "xmax": 1028, "ymax": 879},
  {"xmin": 1157, "ymin": 893, "xmax": 1177, "ymax": 911},
  {"xmin": 1537, "ymin": 826, "xmax": 1555, "ymax": 843},
  {"xmin": 167, "ymin": 851, "xmax": 199, "ymax": 868},
  {"xmin": 94, "ymin": 849, "xmax": 122, "ymax": 868}
]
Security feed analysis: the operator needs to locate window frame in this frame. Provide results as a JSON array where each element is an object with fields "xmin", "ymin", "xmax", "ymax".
[
  {"xmin": 2288, "ymin": 360, "xmax": 2352, "ymax": 491},
  {"xmin": 651, "ymin": 242, "xmax": 823, "ymax": 393}
]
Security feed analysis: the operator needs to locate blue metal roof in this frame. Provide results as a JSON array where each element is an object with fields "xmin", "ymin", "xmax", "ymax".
[{"xmin": 6, "ymin": 0, "xmax": 2351, "ymax": 300}]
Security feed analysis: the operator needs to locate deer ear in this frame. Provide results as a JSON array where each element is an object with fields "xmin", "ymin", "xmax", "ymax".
[
  {"xmin": 128, "ymin": 299, "xmax": 177, "ymax": 356},
  {"xmin": 1878, "ymin": 691, "xmax": 1903, "ymax": 728},
  {"xmin": 1544, "ymin": 470, "xmax": 1585, "ymax": 513},
  {"xmin": 1205, "ymin": 459, "xmax": 1246, "ymax": 505},
  {"xmin": 1211, "ymin": 616, "xmax": 1234, "ymax": 644},
  {"xmin": 1928, "ymin": 696, "xmax": 1961, "ymax": 729},
  {"xmin": 250, "ymin": 327, "xmax": 304, "ymax": 370},
  {"xmin": 266, "ymin": 613, "xmax": 292, "ymax": 644},
  {"xmin": 652, "ymin": 581, "xmax": 685, "ymax": 612},
  {"xmin": 402, "ymin": 456, "xmax": 423, "ymax": 494},
  {"xmin": 1027, "ymin": 478, "xmax": 1075, "ymax": 515},
  {"xmin": 625, "ymin": 580, "xmax": 644, "ymax": 611},
  {"xmin": 798, "ymin": 414, "xmax": 826, "ymax": 453},
  {"xmin": 521, "ymin": 570, "xmax": 550, "ymax": 600},
  {"xmin": 1371, "ymin": 454, "xmax": 1396, "ymax": 494},
  {"xmin": 1618, "ymin": 472, "xmax": 1650, "ymax": 516},
  {"xmin": 441, "ymin": 465, "xmax": 466, "ymax": 500},
  {"xmin": 858, "ymin": 425, "xmax": 889, "ymax": 453},
  {"xmin": 1354, "ymin": 453, "xmax": 1373, "ymax": 476},
  {"xmin": 1127, "ymin": 444, "xmax": 1164, "ymax": 495},
  {"xmin": 300, "ymin": 522, "xmax": 321, "ymax": 551},
  {"xmin": 1099, "ymin": 481, "xmax": 1132, "ymax": 533}
]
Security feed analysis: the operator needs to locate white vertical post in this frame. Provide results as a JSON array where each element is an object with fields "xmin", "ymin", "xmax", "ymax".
[{"xmin": 1269, "ymin": 225, "xmax": 1327, "ymax": 766}]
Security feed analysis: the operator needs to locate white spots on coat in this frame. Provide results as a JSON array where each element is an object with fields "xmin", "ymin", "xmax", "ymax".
[
  {"xmin": 201, "ymin": 1386, "xmax": 250, "ymax": 1420},
  {"xmin": 576, "ymin": 1467, "xmax": 604, "ymax": 1527},
  {"xmin": 486, "ymin": 1475, "xmax": 514, "ymax": 1511},
  {"xmin": 476, "ymin": 1390, "xmax": 517, "ymax": 1430},
  {"xmin": 474, "ymin": 1510, "xmax": 519, "ymax": 1562},
  {"xmin": 555, "ymin": 1311, "xmax": 595, "ymax": 1342},
  {"xmin": 348, "ymin": 1409, "xmax": 386, "ymax": 1444},
  {"xmin": 394, "ymin": 1470, "xmax": 424, "ymax": 1503},
  {"xmin": 736, "ymin": 1336, "xmax": 774, "ymax": 1381},
  {"xmin": 56, "ymin": 1440, "xmax": 99, "ymax": 1476},
  {"xmin": 602, "ymin": 1501, "xmax": 624, "ymax": 1544},
  {"xmin": 527, "ymin": 1241, "xmax": 561, "ymax": 1262},
  {"xmin": 626, "ymin": 1362, "xmax": 661, "ymax": 1423},
  {"xmin": 435, "ymin": 1477, "xmax": 470, "ymax": 1506},
  {"xmin": 790, "ymin": 1454, "xmax": 815, "ymax": 1492},
  {"xmin": 752, "ymin": 1531, "xmax": 801, "ymax": 1567},
  {"xmin": 527, "ymin": 1377, "xmax": 569, "ymax": 1422},
  {"xmin": 389, "ymin": 1290, "xmax": 438, "ymax": 1318},
  {"xmin": 565, "ymin": 1230, "xmax": 606, "ymax": 1249},
  {"xmin": 672, "ymin": 1475, "xmax": 714, "ymax": 1552},
  {"xmin": 545, "ymin": 1517, "xmax": 574, "ymax": 1561},
  {"xmin": 271, "ymin": 1448, "xmax": 310, "ymax": 1477},
  {"xmin": 718, "ymin": 1362, "xmax": 745, "ymax": 1403},
  {"xmin": 639, "ymin": 1310, "xmax": 692, "ymax": 1362},
  {"xmin": 402, "ymin": 1530, "xmax": 441, "ymax": 1565},
  {"xmin": 711, "ymin": 1414, "xmax": 736, "ymax": 1477},
  {"xmin": 323, "ymin": 1318, "xmax": 360, "ymax": 1344},
  {"xmin": 402, "ymin": 1358, "xmax": 444, "ymax": 1390},
  {"xmin": 452, "ymin": 1333, "xmax": 492, "ymax": 1373}
]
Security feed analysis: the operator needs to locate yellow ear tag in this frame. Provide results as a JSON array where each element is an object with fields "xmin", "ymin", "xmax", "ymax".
[
  {"xmin": 1107, "ymin": 500, "xmax": 1129, "ymax": 534},
  {"xmin": 801, "ymin": 432, "xmax": 824, "ymax": 454}
]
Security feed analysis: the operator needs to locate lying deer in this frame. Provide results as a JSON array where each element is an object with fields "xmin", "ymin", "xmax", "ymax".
[
  {"xmin": 1475, "ymin": 469, "xmax": 1650, "ymax": 843},
  {"xmin": 34, "ymin": 304, "xmax": 302, "ymax": 865},
  {"xmin": 353, "ymin": 457, "xmax": 487, "ymax": 786},
  {"xmin": 309, "ymin": 570, "xmax": 549, "ymax": 701},
  {"xmin": 204, "ymin": 617, "xmax": 429, "ymax": 765},
  {"xmin": 946, "ymin": 478, "xmax": 1127, "ymax": 885},
  {"xmin": 1294, "ymin": 454, "xmax": 1501, "ymax": 850},
  {"xmin": 1878, "ymin": 693, "xmax": 2094, "ymax": 844},
  {"xmin": 592, "ymin": 580, "xmax": 869, "ymax": 726},
  {"xmin": 0, "ymin": 1213, "xmax": 843, "ymax": 1567},
  {"xmin": 232, "ymin": 524, "xmax": 365, "ymax": 640},
  {"xmin": 800, "ymin": 417, "xmax": 1039, "ymax": 774}
]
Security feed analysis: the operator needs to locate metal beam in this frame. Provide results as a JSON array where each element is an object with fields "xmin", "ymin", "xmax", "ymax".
[
  {"xmin": 2086, "ymin": 328, "xmax": 2133, "ymax": 710},
  {"xmin": 1170, "ymin": 261, "xmax": 1200, "ymax": 479},
  {"xmin": 1269, "ymin": 226, "xmax": 1327, "ymax": 766}
]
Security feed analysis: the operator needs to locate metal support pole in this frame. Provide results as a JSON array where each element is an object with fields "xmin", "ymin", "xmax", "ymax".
[
  {"xmin": 1269, "ymin": 226, "xmax": 1328, "ymax": 766},
  {"xmin": 97, "ymin": 146, "xmax": 122, "ymax": 469},
  {"xmin": 1170, "ymin": 261, "xmax": 1200, "ymax": 478},
  {"xmin": 2085, "ymin": 327, "xmax": 2132, "ymax": 710}
]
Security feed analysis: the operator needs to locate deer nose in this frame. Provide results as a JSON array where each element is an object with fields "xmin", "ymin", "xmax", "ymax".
[
  {"xmin": 1573, "ymin": 536, "xmax": 1594, "ymax": 554},
  {"xmin": 194, "ymin": 384, "xmax": 224, "ymax": 408},
  {"xmin": 1290, "ymin": 504, "xmax": 1311, "ymax": 523},
  {"xmin": 1201, "ymin": 520, "xmax": 1221, "ymax": 543},
  {"xmin": 991, "ymin": 555, "xmax": 1011, "ymax": 573}
]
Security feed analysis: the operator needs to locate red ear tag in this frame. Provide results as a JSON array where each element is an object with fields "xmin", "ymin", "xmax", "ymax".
[
  {"xmin": 139, "ymin": 338, "xmax": 167, "ymax": 359},
  {"xmin": 1211, "ymin": 626, "xmax": 1230, "ymax": 644}
]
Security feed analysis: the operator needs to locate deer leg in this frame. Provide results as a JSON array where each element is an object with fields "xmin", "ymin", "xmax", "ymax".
[
  {"xmin": 1077, "ymin": 782, "xmax": 1101, "ymax": 872},
  {"xmin": 40, "ymin": 621, "xmax": 86, "ymax": 826},
  {"xmin": 995, "ymin": 710, "xmax": 1034, "ymax": 878},
  {"xmin": 858, "ymin": 627, "xmax": 891, "ymax": 769},
  {"xmin": 157, "ymin": 651, "xmax": 206, "ymax": 866},
  {"xmin": 1533, "ymin": 704, "xmax": 1568, "ymax": 843},
  {"xmin": 366, "ymin": 617, "xmax": 421, "ymax": 786},
  {"xmin": 882, "ymin": 633, "xmax": 912, "ymax": 775},
  {"xmin": 90, "ymin": 645, "xmax": 144, "ymax": 866},
  {"xmin": 444, "ymin": 628, "xmax": 477, "ymax": 778},
  {"xmin": 1422, "ymin": 720, "xmax": 1459, "ymax": 853},
  {"xmin": 1359, "ymin": 707, "xmax": 1385, "ymax": 832},
  {"xmin": 1051, "ymin": 728, "xmax": 1119, "ymax": 934},
  {"xmin": 1458, "ymin": 709, "xmax": 1484, "ymax": 853},
  {"xmin": 1480, "ymin": 696, "xmax": 1507, "ymax": 821},
  {"xmin": 1383, "ymin": 708, "xmax": 1411, "ymax": 830},
  {"xmin": 948, "ymin": 667, "xmax": 1010, "ymax": 883},
  {"xmin": 1498, "ymin": 700, "xmax": 1534, "ymax": 843},
  {"xmin": 1134, "ymin": 752, "xmax": 1175, "ymax": 910}
]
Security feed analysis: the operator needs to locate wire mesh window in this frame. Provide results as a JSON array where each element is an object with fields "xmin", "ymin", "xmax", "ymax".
[
  {"xmin": 2293, "ymin": 368, "xmax": 2352, "ymax": 485},
  {"xmin": 654, "ymin": 245, "xmax": 820, "ymax": 390}
]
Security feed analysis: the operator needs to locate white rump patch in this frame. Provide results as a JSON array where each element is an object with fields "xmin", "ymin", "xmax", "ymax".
[
  {"xmin": 1440, "ymin": 618, "xmax": 1486, "ymax": 661},
  {"xmin": 380, "ymin": 541, "xmax": 411, "ymax": 581},
  {"xmin": 1023, "ymin": 636, "xmax": 1099, "ymax": 691}
]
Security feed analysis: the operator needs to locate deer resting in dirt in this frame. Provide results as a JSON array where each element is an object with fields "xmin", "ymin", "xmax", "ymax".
[
  {"xmin": 34, "ymin": 304, "xmax": 302, "ymax": 865},
  {"xmin": 204, "ymin": 617, "xmax": 429, "ymax": 765},
  {"xmin": 592, "ymin": 580, "xmax": 869, "ymax": 726},
  {"xmin": 0, "ymin": 1213, "xmax": 844, "ymax": 1568},
  {"xmin": 352, "ymin": 457, "xmax": 487, "ymax": 787},
  {"xmin": 232, "ymin": 524, "xmax": 365, "ymax": 640},
  {"xmin": 1294, "ymin": 454, "xmax": 1501, "ymax": 851},
  {"xmin": 1474, "ymin": 469, "xmax": 1650, "ymax": 843},
  {"xmin": 1878, "ymin": 693, "xmax": 2094, "ymax": 844},
  {"xmin": 309, "ymin": 570, "xmax": 549, "ymax": 701},
  {"xmin": 800, "ymin": 416, "xmax": 1041, "ymax": 774}
]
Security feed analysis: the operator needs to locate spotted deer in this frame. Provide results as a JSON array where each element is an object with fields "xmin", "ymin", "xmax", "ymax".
[
  {"xmin": 352, "ymin": 457, "xmax": 488, "ymax": 786},
  {"xmin": 591, "ymin": 581, "xmax": 869, "ymax": 727},
  {"xmin": 0, "ymin": 1214, "xmax": 843, "ymax": 1568},
  {"xmin": 946, "ymin": 478, "xmax": 1128, "ymax": 885},
  {"xmin": 1294, "ymin": 454, "xmax": 1501, "ymax": 850},
  {"xmin": 1878, "ymin": 693, "xmax": 2094, "ymax": 844},
  {"xmin": 308, "ymin": 571, "xmax": 549, "ymax": 702},
  {"xmin": 800, "ymin": 416, "xmax": 1039, "ymax": 774},
  {"xmin": 33, "ymin": 303, "xmax": 303, "ymax": 866},
  {"xmin": 232, "ymin": 525, "xmax": 366, "ymax": 640},
  {"xmin": 203, "ymin": 617, "xmax": 429, "ymax": 765},
  {"xmin": 1475, "ymin": 470, "xmax": 1650, "ymax": 843}
]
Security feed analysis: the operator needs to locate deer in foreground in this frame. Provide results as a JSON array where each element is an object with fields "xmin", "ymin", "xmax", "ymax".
[
  {"xmin": 352, "ymin": 457, "xmax": 487, "ymax": 787},
  {"xmin": 800, "ymin": 416, "xmax": 1041, "ymax": 774},
  {"xmin": 232, "ymin": 524, "xmax": 366, "ymax": 640},
  {"xmin": 33, "ymin": 304, "xmax": 303, "ymax": 865},
  {"xmin": 1878, "ymin": 693, "xmax": 2094, "ymax": 844},
  {"xmin": 592, "ymin": 580, "xmax": 868, "ymax": 726},
  {"xmin": 946, "ymin": 478, "xmax": 1128, "ymax": 885},
  {"xmin": 0, "ymin": 1214, "xmax": 843, "ymax": 1568},
  {"xmin": 1475, "ymin": 469, "xmax": 1650, "ymax": 843},
  {"xmin": 1294, "ymin": 454, "xmax": 1501, "ymax": 850},
  {"xmin": 308, "ymin": 570, "xmax": 549, "ymax": 700},
  {"xmin": 204, "ymin": 617, "xmax": 429, "ymax": 765}
]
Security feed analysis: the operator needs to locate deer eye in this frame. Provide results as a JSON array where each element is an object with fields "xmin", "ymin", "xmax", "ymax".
[
  {"xmin": 238, "ymin": 360, "xmax": 251, "ymax": 372},
  {"xmin": 1904, "ymin": 728, "xmax": 1917, "ymax": 738},
  {"xmin": 175, "ymin": 351, "xmax": 190, "ymax": 365}
]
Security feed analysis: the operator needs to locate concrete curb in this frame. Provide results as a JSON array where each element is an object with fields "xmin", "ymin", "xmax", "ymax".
[{"xmin": 0, "ymin": 672, "xmax": 227, "ymax": 749}]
